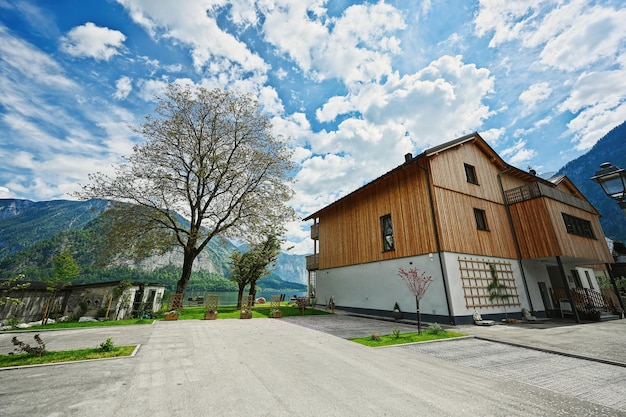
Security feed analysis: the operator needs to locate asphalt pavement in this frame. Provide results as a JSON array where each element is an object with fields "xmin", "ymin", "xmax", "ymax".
[{"xmin": 0, "ymin": 311, "xmax": 624, "ymax": 416}]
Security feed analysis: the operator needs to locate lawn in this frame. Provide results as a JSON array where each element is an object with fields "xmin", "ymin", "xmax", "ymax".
[
  {"xmin": 18, "ymin": 318, "xmax": 154, "ymax": 331},
  {"xmin": 351, "ymin": 330, "xmax": 467, "ymax": 347},
  {"xmin": 174, "ymin": 303, "xmax": 330, "ymax": 320},
  {"xmin": 0, "ymin": 345, "xmax": 137, "ymax": 368},
  {"xmin": 1, "ymin": 303, "xmax": 327, "ymax": 332}
]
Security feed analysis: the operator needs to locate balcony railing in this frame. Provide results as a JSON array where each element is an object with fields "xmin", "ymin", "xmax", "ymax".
[
  {"xmin": 505, "ymin": 182, "xmax": 593, "ymax": 213},
  {"xmin": 306, "ymin": 254, "xmax": 319, "ymax": 270},
  {"xmin": 550, "ymin": 287, "xmax": 615, "ymax": 313}
]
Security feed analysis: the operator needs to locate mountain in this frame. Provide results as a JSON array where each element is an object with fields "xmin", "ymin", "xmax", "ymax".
[
  {"xmin": 556, "ymin": 120, "xmax": 626, "ymax": 243},
  {"xmin": 0, "ymin": 198, "xmax": 307, "ymax": 288},
  {"xmin": 0, "ymin": 199, "xmax": 107, "ymax": 259}
]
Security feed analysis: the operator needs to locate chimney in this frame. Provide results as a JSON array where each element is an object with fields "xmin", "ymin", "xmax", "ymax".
[{"xmin": 404, "ymin": 153, "xmax": 413, "ymax": 163}]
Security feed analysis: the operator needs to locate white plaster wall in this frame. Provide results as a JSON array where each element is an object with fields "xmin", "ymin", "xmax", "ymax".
[
  {"xmin": 575, "ymin": 266, "xmax": 601, "ymax": 290},
  {"xmin": 519, "ymin": 260, "xmax": 551, "ymax": 311},
  {"xmin": 315, "ymin": 254, "xmax": 449, "ymax": 317},
  {"xmin": 441, "ymin": 252, "xmax": 530, "ymax": 317}
]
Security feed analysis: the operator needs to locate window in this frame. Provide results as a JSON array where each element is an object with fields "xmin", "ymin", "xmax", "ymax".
[
  {"xmin": 562, "ymin": 213, "xmax": 595, "ymax": 239},
  {"xmin": 584, "ymin": 271, "xmax": 594, "ymax": 290},
  {"xmin": 381, "ymin": 214, "xmax": 394, "ymax": 251},
  {"xmin": 474, "ymin": 208, "xmax": 489, "ymax": 231},
  {"xmin": 464, "ymin": 163, "xmax": 478, "ymax": 184}
]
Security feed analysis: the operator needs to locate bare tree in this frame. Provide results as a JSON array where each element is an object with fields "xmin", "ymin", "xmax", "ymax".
[
  {"xmin": 398, "ymin": 267, "xmax": 433, "ymax": 334},
  {"xmin": 78, "ymin": 85, "xmax": 296, "ymax": 295}
]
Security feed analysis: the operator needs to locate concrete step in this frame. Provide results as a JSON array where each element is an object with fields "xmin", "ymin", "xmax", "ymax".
[{"xmin": 599, "ymin": 312, "xmax": 622, "ymax": 321}]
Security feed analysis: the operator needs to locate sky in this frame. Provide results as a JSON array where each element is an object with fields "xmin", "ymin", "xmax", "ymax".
[{"xmin": 1, "ymin": 0, "xmax": 625, "ymax": 255}]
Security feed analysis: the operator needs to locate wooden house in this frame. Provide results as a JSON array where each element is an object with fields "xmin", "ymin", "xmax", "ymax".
[{"xmin": 304, "ymin": 133, "xmax": 617, "ymax": 324}]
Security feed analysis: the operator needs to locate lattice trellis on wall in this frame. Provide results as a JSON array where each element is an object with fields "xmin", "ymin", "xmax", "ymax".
[{"xmin": 458, "ymin": 257, "xmax": 521, "ymax": 309}]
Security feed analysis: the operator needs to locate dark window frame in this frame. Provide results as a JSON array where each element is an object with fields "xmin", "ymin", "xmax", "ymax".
[
  {"xmin": 474, "ymin": 208, "xmax": 489, "ymax": 231},
  {"xmin": 562, "ymin": 213, "xmax": 595, "ymax": 239},
  {"xmin": 464, "ymin": 163, "xmax": 478, "ymax": 184},
  {"xmin": 381, "ymin": 214, "xmax": 395, "ymax": 252}
]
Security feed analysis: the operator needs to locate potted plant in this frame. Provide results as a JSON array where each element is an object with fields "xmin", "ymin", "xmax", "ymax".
[
  {"xmin": 164, "ymin": 310, "xmax": 179, "ymax": 321},
  {"xmin": 204, "ymin": 308, "xmax": 218, "ymax": 320},
  {"xmin": 240, "ymin": 308, "xmax": 252, "ymax": 319},
  {"xmin": 270, "ymin": 309, "xmax": 282, "ymax": 318},
  {"xmin": 392, "ymin": 302, "xmax": 402, "ymax": 321}
]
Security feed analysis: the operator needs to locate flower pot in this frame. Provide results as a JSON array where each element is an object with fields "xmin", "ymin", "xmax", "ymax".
[
  {"xmin": 270, "ymin": 311, "xmax": 282, "ymax": 318},
  {"xmin": 204, "ymin": 312, "xmax": 218, "ymax": 320},
  {"xmin": 164, "ymin": 313, "xmax": 179, "ymax": 321},
  {"xmin": 240, "ymin": 311, "xmax": 252, "ymax": 319}
]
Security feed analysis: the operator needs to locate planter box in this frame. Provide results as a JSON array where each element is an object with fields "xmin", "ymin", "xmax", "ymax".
[
  {"xmin": 240, "ymin": 311, "xmax": 252, "ymax": 319},
  {"xmin": 270, "ymin": 311, "xmax": 282, "ymax": 318},
  {"xmin": 164, "ymin": 313, "xmax": 179, "ymax": 321},
  {"xmin": 204, "ymin": 312, "xmax": 218, "ymax": 320}
]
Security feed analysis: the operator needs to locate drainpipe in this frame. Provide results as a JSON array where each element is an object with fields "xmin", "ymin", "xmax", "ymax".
[
  {"xmin": 557, "ymin": 256, "xmax": 581, "ymax": 323},
  {"xmin": 415, "ymin": 158, "xmax": 455, "ymax": 325},
  {"xmin": 497, "ymin": 170, "xmax": 535, "ymax": 313}
]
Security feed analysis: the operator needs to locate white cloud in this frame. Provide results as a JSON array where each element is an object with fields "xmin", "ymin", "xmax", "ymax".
[
  {"xmin": 475, "ymin": 1, "xmax": 626, "ymax": 71},
  {"xmin": 559, "ymin": 69, "xmax": 626, "ymax": 150},
  {"xmin": 61, "ymin": 22, "xmax": 126, "ymax": 61},
  {"xmin": 480, "ymin": 127, "xmax": 505, "ymax": 146},
  {"xmin": 113, "ymin": 76, "xmax": 133, "ymax": 100},
  {"xmin": 0, "ymin": 185, "xmax": 12, "ymax": 198},
  {"xmin": 262, "ymin": 1, "xmax": 405, "ymax": 84},
  {"xmin": 0, "ymin": 26, "xmax": 75, "ymax": 89},
  {"xmin": 519, "ymin": 82, "xmax": 552, "ymax": 115},
  {"xmin": 500, "ymin": 139, "xmax": 537, "ymax": 166},
  {"xmin": 540, "ymin": 6, "xmax": 626, "ymax": 71},
  {"xmin": 117, "ymin": 0, "xmax": 267, "ymax": 76},
  {"xmin": 320, "ymin": 55, "xmax": 494, "ymax": 148}
]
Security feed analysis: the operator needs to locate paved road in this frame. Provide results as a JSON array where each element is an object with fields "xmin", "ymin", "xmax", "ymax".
[
  {"xmin": 0, "ymin": 316, "xmax": 624, "ymax": 416},
  {"xmin": 403, "ymin": 337, "xmax": 626, "ymax": 412}
]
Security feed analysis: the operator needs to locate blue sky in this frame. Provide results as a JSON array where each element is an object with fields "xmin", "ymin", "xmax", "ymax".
[{"xmin": 1, "ymin": 0, "xmax": 625, "ymax": 254}]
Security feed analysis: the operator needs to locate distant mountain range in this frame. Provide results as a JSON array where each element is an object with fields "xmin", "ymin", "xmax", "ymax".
[
  {"xmin": 556, "ymin": 120, "xmax": 626, "ymax": 244},
  {"xmin": 0, "ymin": 198, "xmax": 307, "ymax": 290}
]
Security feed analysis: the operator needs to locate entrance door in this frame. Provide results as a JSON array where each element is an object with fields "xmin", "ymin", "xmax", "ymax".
[
  {"xmin": 538, "ymin": 282, "xmax": 551, "ymax": 317},
  {"xmin": 571, "ymin": 270, "xmax": 583, "ymax": 289}
]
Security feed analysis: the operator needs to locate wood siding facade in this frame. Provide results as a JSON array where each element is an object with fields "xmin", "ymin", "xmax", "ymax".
[
  {"xmin": 509, "ymin": 196, "xmax": 613, "ymax": 262},
  {"xmin": 306, "ymin": 133, "xmax": 612, "ymax": 270},
  {"xmin": 316, "ymin": 163, "xmax": 437, "ymax": 270}
]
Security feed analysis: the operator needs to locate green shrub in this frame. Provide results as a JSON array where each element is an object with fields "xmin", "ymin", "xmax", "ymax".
[
  {"xmin": 427, "ymin": 323, "xmax": 444, "ymax": 335},
  {"xmin": 6, "ymin": 315, "xmax": 21, "ymax": 328},
  {"xmin": 98, "ymin": 338, "xmax": 114, "ymax": 352},
  {"xmin": 391, "ymin": 325, "xmax": 401, "ymax": 339}
]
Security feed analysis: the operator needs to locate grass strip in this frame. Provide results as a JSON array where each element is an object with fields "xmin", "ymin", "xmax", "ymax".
[
  {"xmin": 0, "ymin": 345, "xmax": 137, "ymax": 368},
  {"xmin": 18, "ymin": 319, "xmax": 154, "ymax": 331},
  {"xmin": 351, "ymin": 331, "xmax": 467, "ymax": 347},
  {"xmin": 174, "ymin": 304, "xmax": 330, "ymax": 320}
]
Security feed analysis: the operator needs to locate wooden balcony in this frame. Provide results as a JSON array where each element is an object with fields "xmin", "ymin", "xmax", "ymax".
[
  {"xmin": 310, "ymin": 223, "xmax": 319, "ymax": 240},
  {"xmin": 306, "ymin": 254, "xmax": 319, "ymax": 270},
  {"xmin": 505, "ymin": 182, "xmax": 593, "ymax": 213}
]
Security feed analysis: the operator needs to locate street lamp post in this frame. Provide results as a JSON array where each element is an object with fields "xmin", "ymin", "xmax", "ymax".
[
  {"xmin": 591, "ymin": 162, "xmax": 626, "ymax": 315},
  {"xmin": 591, "ymin": 162, "xmax": 626, "ymax": 215}
]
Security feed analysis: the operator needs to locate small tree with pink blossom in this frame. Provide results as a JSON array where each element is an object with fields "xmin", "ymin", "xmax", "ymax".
[{"xmin": 398, "ymin": 267, "xmax": 434, "ymax": 334}]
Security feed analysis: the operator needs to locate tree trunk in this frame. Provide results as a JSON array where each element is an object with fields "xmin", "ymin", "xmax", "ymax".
[
  {"xmin": 248, "ymin": 281, "xmax": 258, "ymax": 306},
  {"xmin": 236, "ymin": 284, "xmax": 246, "ymax": 309},
  {"xmin": 176, "ymin": 249, "xmax": 197, "ymax": 295},
  {"xmin": 416, "ymin": 296, "xmax": 422, "ymax": 335}
]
